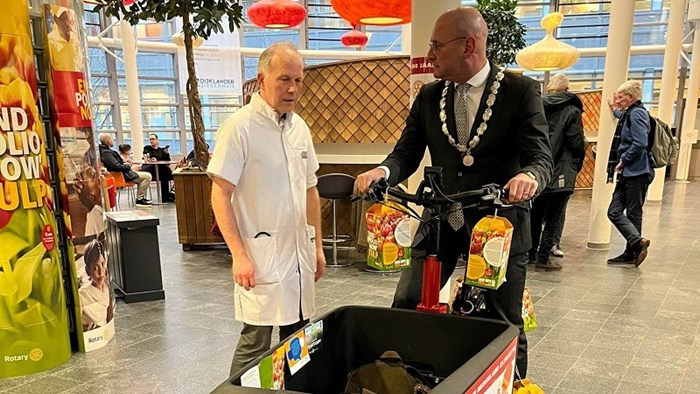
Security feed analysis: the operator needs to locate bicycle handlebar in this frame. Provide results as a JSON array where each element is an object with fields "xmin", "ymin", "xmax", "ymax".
[{"xmin": 367, "ymin": 177, "xmax": 507, "ymax": 209}]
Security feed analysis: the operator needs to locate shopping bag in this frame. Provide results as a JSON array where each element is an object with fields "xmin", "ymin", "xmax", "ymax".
[
  {"xmin": 366, "ymin": 202, "xmax": 412, "ymax": 271},
  {"xmin": 522, "ymin": 287, "xmax": 537, "ymax": 333},
  {"xmin": 513, "ymin": 378, "xmax": 544, "ymax": 394}
]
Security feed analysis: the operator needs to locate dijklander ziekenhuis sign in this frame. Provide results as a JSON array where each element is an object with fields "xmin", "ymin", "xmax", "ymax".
[{"xmin": 0, "ymin": 0, "xmax": 72, "ymax": 378}]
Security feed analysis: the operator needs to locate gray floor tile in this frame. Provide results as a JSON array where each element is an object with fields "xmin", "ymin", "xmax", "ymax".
[
  {"xmin": 556, "ymin": 372, "xmax": 619, "ymax": 393},
  {"xmin": 9, "ymin": 375, "xmax": 82, "ymax": 394}
]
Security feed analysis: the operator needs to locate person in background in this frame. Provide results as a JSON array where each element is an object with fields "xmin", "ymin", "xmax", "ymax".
[
  {"xmin": 98, "ymin": 134, "xmax": 152, "ymax": 206},
  {"xmin": 529, "ymin": 74, "xmax": 586, "ymax": 271},
  {"xmin": 178, "ymin": 143, "xmax": 211, "ymax": 168},
  {"xmin": 356, "ymin": 7, "xmax": 551, "ymax": 378},
  {"xmin": 118, "ymin": 144, "xmax": 144, "ymax": 171},
  {"xmin": 606, "ymin": 80, "xmax": 652, "ymax": 267},
  {"xmin": 143, "ymin": 133, "xmax": 175, "ymax": 202},
  {"xmin": 208, "ymin": 42, "xmax": 326, "ymax": 377}
]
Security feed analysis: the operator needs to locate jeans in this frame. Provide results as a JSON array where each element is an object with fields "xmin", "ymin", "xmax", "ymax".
[
  {"xmin": 530, "ymin": 192, "xmax": 571, "ymax": 262},
  {"xmin": 392, "ymin": 222, "xmax": 530, "ymax": 377},
  {"xmin": 607, "ymin": 174, "xmax": 652, "ymax": 253}
]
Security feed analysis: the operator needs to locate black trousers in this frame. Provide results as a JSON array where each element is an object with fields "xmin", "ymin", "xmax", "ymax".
[
  {"xmin": 392, "ymin": 221, "xmax": 529, "ymax": 377},
  {"xmin": 607, "ymin": 174, "xmax": 652, "ymax": 253},
  {"xmin": 143, "ymin": 164, "xmax": 173, "ymax": 198},
  {"xmin": 530, "ymin": 192, "xmax": 571, "ymax": 262}
]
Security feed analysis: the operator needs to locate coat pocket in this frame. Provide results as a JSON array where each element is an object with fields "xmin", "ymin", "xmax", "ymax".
[
  {"xmin": 245, "ymin": 235, "xmax": 280, "ymax": 284},
  {"xmin": 301, "ymin": 225, "xmax": 317, "ymax": 274}
]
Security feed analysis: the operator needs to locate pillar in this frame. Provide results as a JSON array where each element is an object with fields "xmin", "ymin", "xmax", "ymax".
[
  {"xmin": 587, "ymin": 1, "xmax": 636, "ymax": 250},
  {"xmin": 120, "ymin": 20, "xmax": 145, "ymax": 158},
  {"xmin": 647, "ymin": 0, "xmax": 687, "ymax": 201}
]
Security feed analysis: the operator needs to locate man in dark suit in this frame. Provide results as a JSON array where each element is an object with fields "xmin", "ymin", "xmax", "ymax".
[{"xmin": 356, "ymin": 7, "xmax": 552, "ymax": 378}]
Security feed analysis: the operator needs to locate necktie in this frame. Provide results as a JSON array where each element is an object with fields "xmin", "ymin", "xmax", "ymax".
[{"xmin": 448, "ymin": 83, "xmax": 471, "ymax": 231}]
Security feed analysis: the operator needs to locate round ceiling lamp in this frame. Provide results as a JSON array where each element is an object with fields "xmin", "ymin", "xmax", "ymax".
[
  {"xmin": 172, "ymin": 32, "xmax": 204, "ymax": 48},
  {"xmin": 330, "ymin": 0, "xmax": 410, "ymax": 26},
  {"xmin": 248, "ymin": 0, "xmax": 307, "ymax": 29},
  {"xmin": 341, "ymin": 27, "xmax": 368, "ymax": 48},
  {"xmin": 516, "ymin": 12, "xmax": 580, "ymax": 71}
]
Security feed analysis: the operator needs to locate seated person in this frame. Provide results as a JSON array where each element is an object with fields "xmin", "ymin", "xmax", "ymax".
[
  {"xmin": 118, "ymin": 143, "xmax": 144, "ymax": 171},
  {"xmin": 98, "ymin": 133, "xmax": 152, "ymax": 206},
  {"xmin": 178, "ymin": 143, "xmax": 211, "ymax": 168},
  {"xmin": 143, "ymin": 133, "xmax": 175, "ymax": 202}
]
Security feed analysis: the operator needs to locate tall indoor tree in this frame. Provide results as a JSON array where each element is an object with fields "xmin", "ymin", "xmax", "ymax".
[
  {"xmin": 93, "ymin": 0, "xmax": 243, "ymax": 170},
  {"xmin": 476, "ymin": 0, "xmax": 527, "ymax": 67}
]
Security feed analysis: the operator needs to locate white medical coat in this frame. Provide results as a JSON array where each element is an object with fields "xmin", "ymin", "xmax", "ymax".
[{"xmin": 207, "ymin": 93, "xmax": 319, "ymax": 326}]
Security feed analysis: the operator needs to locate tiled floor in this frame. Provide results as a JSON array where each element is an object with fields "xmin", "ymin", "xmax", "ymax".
[{"xmin": 2, "ymin": 181, "xmax": 700, "ymax": 393}]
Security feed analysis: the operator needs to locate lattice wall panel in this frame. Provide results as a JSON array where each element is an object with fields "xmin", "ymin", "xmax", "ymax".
[
  {"xmin": 243, "ymin": 56, "xmax": 411, "ymax": 144},
  {"xmin": 578, "ymin": 89, "xmax": 602, "ymax": 138},
  {"xmin": 575, "ymin": 142, "xmax": 596, "ymax": 189}
]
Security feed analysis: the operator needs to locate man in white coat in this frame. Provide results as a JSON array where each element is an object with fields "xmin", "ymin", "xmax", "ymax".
[{"xmin": 208, "ymin": 42, "xmax": 326, "ymax": 376}]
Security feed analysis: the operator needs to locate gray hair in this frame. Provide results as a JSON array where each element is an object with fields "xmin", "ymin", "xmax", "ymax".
[
  {"xmin": 257, "ymin": 41, "xmax": 300, "ymax": 75},
  {"xmin": 98, "ymin": 133, "xmax": 111, "ymax": 144},
  {"xmin": 616, "ymin": 80, "xmax": 642, "ymax": 101},
  {"xmin": 547, "ymin": 73, "xmax": 569, "ymax": 93}
]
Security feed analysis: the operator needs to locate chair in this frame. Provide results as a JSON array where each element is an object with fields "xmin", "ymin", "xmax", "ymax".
[
  {"xmin": 317, "ymin": 173, "xmax": 357, "ymax": 268},
  {"xmin": 109, "ymin": 171, "xmax": 137, "ymax": 209}
]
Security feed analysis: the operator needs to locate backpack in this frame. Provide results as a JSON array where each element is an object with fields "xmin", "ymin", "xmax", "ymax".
[
  {"xmin": 625, "ymin": 108, "xmax": 679, "ymax": 168},
  {"xmin": 647, "ymin": 115, "xmax": 679, "ymax": 168},
  {"xmin": 344, "ymin": 351, "xmax": 432, "ymax": 394}
]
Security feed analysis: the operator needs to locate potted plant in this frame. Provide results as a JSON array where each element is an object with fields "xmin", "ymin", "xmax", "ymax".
[
  {"xmin": 93, "ymin": 0, "xmax": 243, "ymax": 171},
  {"xmin": 476, "ymin": 0, "xmax": 527, "ymax": 67}
]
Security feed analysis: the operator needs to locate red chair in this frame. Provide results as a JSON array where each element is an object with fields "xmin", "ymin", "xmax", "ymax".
[{"xmin": 108, "ymin": 171, "xmax": 137, "ymax": 209}]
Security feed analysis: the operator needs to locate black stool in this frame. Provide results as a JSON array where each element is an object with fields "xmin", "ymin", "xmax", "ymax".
[{"xmin": 317, "ymin": 173, "xmax": 356, "ymax": 268}]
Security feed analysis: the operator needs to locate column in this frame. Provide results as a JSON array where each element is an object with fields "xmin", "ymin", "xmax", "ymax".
[
  {"xmin": 648, "ymin": 0, "xmax": 687, "ymax": 201},
  {"xmin": 675, "ymin": 0, "xmax": 700, "ymax": 181},
  {"xmin": 120, "ymin": 20, "xmax": 145, "ymax": 158},
  {"xmin": 587, "ymin": 1, "xmax": 636, "ymax": 249},
  {"xmin": 407, "ymin": 0, "xmax": 460, "ymax": 234}
]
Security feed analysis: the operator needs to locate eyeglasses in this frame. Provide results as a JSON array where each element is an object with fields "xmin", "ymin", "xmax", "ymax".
[{"xmin": 428, "ymin": 36, "xmax": 467, "ymax": 52}]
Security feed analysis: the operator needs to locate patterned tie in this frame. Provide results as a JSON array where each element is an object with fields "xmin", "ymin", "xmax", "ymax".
[{"xmin": 448, "ymin": 83, "xmax": 471, "ymax": 231}]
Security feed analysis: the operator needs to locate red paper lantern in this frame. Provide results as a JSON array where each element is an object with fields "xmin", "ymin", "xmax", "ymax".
[
  {"xmin": 123, "ymin": 0, "xmax": 135, "ymax": 5},
  {"xmin": 341, "ymin": 28, "xmax": 368, "ymax": 48},
  {"xmin": 248, "ymin": 0, "xmax": 307, "ymax": 29},
  {"xmin": 330, "ymin": 0, "xmax": 410, "ymax": 26}
]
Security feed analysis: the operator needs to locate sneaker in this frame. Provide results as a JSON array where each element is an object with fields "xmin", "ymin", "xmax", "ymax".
[
  {"xmin": 632, "ymin": 238, "xmax": 650, "ymax": 267},
  {"xmin": 550, "ymin": 245, "xmax": 564, "ymax": 257},
  {"xmin": 135, "ymin": 198, "xmax": 152, "ymax": 206},
  {"xmin": 535, "ymin": 260, "xmax": 562, "ymax": 271},
  {"xmin": 607, "ymin": 252, "xmax": 634, "ymax": 265}
]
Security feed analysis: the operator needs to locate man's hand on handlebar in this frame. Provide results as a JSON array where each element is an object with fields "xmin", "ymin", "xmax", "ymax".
[
  {"xmin": 356, "ymin": 167, "xmax": 387, "ymax": 193},
  {"xmin": 504, "ymin": 173, "xmax": 538, "ymax": 203}
]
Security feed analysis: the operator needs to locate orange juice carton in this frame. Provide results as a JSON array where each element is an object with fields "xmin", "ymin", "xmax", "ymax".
[
  {"xmin": 366, "ymin": 202, "xmax": 412, "ymax": 271},
  {"xmin": 464, "ymin": 215, "xmax": 513, "ymax": 289}
]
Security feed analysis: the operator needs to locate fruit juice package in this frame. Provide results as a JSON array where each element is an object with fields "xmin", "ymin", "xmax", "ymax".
[
  {"xmin": 365, "ymin": 202, "xmax": 412, "ymax": 271},
  {"xmin": 464, "ymin": 215, "xmax": 513, "ymax": 290}
]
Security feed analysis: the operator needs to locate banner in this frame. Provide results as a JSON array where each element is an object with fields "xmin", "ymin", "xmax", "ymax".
[
  {"xmin": 177, "ymin": 46, "xmax": 243, "ymax": 97},
  {"xmin": 44, "ymin": 2, "xmax": 115, "ymax": 353},
  {"xmin": 0, "ymin": 0, "xmax": 72, "ymax": 378}
]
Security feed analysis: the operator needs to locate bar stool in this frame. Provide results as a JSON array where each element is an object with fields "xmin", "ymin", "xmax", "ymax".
[{"xmin": 317, "ymin": 173, "xmax": 356, "ymax": 268}]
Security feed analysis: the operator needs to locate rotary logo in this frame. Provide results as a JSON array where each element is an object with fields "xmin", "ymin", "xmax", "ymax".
[{"xmin": 29, "ymin": 348, "xmax": 43, "ymax": 362}]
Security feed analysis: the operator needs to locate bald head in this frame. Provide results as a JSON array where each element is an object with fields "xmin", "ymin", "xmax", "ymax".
[
  {"xmin": 440, "ymin": 7, "xmax": 488, "ymax": 50},
  {"xmin": 429, "ymin": 7, "xmax": 489, "ymax": 83}
]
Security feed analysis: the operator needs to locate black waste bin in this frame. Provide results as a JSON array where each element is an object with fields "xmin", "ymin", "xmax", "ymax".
[
  {"xmin": 106, "ymin": 211, "xmax": 165, "ymax": 303},
  {"xmin": 212, "ymin": 306, "xmax": 519, "ymax": 394}
]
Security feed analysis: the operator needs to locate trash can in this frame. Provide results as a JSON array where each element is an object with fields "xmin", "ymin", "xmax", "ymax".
[
  {"xmin": 212, "ymin": 306, "xmax": 519, "ymax": 394},
  {"xmin": 105, "ymin": 211, "xmax": 165, "ymax": 303}
]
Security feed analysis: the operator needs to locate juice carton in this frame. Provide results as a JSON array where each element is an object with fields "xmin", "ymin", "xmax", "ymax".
[
  {"xmin": 366, "ymin": 202, "xmax": 412, "ymax": 271},
  {"xmin": 464, "ymin": 215, "xmax": 513, "ymax": 289}
]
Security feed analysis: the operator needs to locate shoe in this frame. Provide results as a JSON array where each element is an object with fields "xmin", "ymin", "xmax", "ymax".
[
  {"xmin": 607, "ymin": 252, "xmax": 634, "ymax": 265},
  {"xmin": 632, "ymin": 238, "xmax": 650, "ymax": 267},
  {"xmin": 550, "ymin": 245, "xmax": 564, "ymax": 257},
  {"xmin": 135, "ymin": 198, "xmax": 152, "ymax": 206},
  {"xmin": 168, "ymin": 192, "xmax": 176, "ymax": 202},
  {"xmin": 535, "ymin": 260, "xmax": 562, "ymax": 271}
]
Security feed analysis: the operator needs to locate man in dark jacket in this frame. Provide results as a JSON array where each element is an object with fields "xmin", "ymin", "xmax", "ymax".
[
  {"xmin": 606, "ymin": 80, "xmax": 652, "ymax": 267},
  {"xmin": 143, "ymin": 133, "xmax": 175, "ymax": 202},
  {"xmin": 98, "ymin": 133, "xmax": 152, "ymax": 206},
  {"xmin": 530, "ymin": 74, "xmax": 586, "ymax": 270}
]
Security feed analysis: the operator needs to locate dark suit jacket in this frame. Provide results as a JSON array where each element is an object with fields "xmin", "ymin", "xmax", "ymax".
[{"xmin": 381, "ymin": 65, "xmax": 552, "ymax": 255}]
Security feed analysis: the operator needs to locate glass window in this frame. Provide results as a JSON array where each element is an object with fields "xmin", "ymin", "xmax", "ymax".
[
  {"xmin": 114, "ymin": 51, "xmax": 176, "ymax": 78},
  {"xmin": 117, "ymin": 78, "xmax": 178, "ymax": 104}
]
